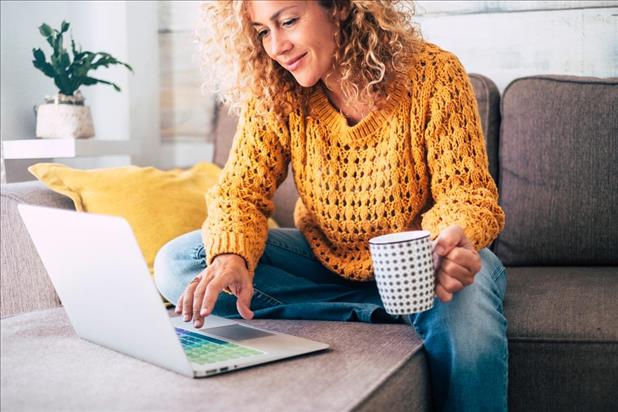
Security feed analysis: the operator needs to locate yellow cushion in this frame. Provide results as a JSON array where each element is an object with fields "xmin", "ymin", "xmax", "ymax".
[{"xmin": 28, "ymin": 162, "xmax": 279, "ymax": 274}]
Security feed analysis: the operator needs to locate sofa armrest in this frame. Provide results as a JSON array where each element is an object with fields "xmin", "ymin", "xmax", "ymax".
[{"xmin": 0, "ymin": 181, "xmax": 74, "ymax": 317}]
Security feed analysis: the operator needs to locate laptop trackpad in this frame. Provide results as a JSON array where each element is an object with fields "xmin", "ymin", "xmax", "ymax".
[{"xmin": 205, "ymin": 325, "xmax": 274, "ymax": 341}]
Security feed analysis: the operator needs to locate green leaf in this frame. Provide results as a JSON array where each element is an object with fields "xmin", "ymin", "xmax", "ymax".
[
  {"xmin": 39, "ymin": 23, "xmax": 53, "ymax": 38},
  {"xmin": 60, "ymin": 51, "xmax": 70, "ymax": 70},
  {"xmin": 60, "ymin": 20, "xmax": 70, "ymax": 34},
  {"xmin": 53, "ymin": 34, "xmax": 63, "ymax": 56},
  {"xmin": 81, "ymin": 77, "xmax": 98, "ymax": 86},
  {"xmin": 53, "ymin": 75, "xmax": 75, "ymax": 95},
  {"xmin": 32, "ymin": 48, "xmax": 45, "ymax": 62},
  {"xmin": 71, "ymin": 37, "xmax": 83, "ymax": 61},
  {"xmin": 32, "ymin": 48, "xmax": 56, "ymax": 79},
  {"xmin": 81, "ymin": 52, "xmax": 97, "ymax": 69},
  {"xmin": 90, "ymin": 53, "xmax": 134, "ymax": 73},
  {"xmin": 82, "ymin": 76, "xmax": 122, "ymax": 92},
  {"xmin": 71, "ymin": 63, "xmax": 88, "ymax": 79},
  {"xmin": 39, "ymin": 23, "xmax": 56, "ymax": 49}
]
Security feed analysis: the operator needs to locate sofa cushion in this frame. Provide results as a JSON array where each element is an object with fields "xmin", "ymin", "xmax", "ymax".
[
  {"xmin": 504, "ymin": 266, "xmax": 618, "ymax": 411},
  {"xmin": 504, "ymin": 267, "xmax": 618, "ymax": 342},
  {"xmin": 28, "ymin": 162, "xmax": 279, "ymax": 273},
  {"xmin": 0, "ymin": 181, "xmax": 71, "ymax": 316},
  {"xmin": 494, "ymin": 75, "xmax": 618, "ymax": 265},
  {"xmin": 1, "ymin": 307, "xmax": 429, "ymax": 412}
]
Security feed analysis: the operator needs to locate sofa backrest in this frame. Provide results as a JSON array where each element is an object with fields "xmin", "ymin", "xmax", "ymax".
[
  {"xmin": 469, "ymin": 74, "xmax": 501, "ymax": 183},
  {"xmin": 493, "ymin": 75, "xmax": 618, "ymax": 266},
  {"xmin": 212, "ymin": 104, "xmax": 300, "ymax": 228},
  {"xmin": 211, "ymin": 73, "xmax": 501, "ymax": 228}
]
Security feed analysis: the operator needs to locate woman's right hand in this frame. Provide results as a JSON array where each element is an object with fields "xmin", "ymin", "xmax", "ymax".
[{"xmin": 175, "ymin": 253, "xmax": 254, "ymax": 328}]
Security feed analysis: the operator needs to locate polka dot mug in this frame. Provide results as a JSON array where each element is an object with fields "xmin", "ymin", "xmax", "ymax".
[{"xmin": 369, "ymin": 230, "xmax": 436, "ymax": 315}]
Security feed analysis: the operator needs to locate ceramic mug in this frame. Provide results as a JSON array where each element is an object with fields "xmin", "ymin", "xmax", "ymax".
[{"xmin": 369, "ymin": 230, "xmax": 435, "ymax": 315}]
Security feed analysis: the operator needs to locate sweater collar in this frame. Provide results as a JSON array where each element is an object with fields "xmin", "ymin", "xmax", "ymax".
[{"xmin": 308, "ymin": 80, "xmax": 407, "ymax": 143}]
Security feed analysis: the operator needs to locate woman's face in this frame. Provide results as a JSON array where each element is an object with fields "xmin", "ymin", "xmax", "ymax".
[{"xmin": 247, "ymin": 0, "xmax": 341, "ymax": 88}]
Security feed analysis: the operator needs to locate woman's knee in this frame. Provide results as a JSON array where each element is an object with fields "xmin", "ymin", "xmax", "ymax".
[
  {"xmin": 479, "ymin": 248, "xmax": 505, "ymax": 279},
  {"xmin": 476, "ymin": 248, "xmax": 507, "ymax": 303},
  {"xmin": 153, "ymin": 229, "xmax": 204, "ymax": 304},
  {"xmin": 413, "ymin": 249, "xmax": 508, "ymax": 351},
  {"xmin": 414, "ymin": 295, "xmax": 507, "ymax": 370}
]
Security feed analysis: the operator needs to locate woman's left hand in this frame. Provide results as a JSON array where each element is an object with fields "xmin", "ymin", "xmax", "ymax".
[{"xmin": 432, "ymin": 225, "xmax": 482, "ymax": 302}]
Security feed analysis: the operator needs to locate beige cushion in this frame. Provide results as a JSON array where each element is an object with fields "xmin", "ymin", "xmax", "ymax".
[{"xmin": 1, "ymin": 307, "xmax": 429, "ymax": 411}]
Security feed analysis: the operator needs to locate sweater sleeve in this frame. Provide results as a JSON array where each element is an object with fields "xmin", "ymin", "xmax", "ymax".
[
  {"xmin": 420, "ymin": 54, "xmax": 505, "ymax": 250},
  {"xmin": 202, "ymin": 100, "xmax": 290, "ymax": 274}
]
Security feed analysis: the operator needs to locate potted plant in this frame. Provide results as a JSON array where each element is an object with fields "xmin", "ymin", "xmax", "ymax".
[{"xmin": 32, "ymin": 20, "xmax": 133, "ymax": 139}]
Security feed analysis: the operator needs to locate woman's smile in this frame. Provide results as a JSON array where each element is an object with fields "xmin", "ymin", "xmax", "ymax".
[{"xmin": 283, "ymin": 52, "xmax": 308, "ymax": 71}]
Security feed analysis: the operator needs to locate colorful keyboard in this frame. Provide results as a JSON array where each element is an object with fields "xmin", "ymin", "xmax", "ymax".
[{"xmin": 175, "ymin": 328, "xmax": 263, "ymax": 365}]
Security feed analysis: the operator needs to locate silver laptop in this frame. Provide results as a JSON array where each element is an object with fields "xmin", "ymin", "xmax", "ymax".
[{"xmin": 18, "ymin": 204, "xmax": 329, "ymax": 378}]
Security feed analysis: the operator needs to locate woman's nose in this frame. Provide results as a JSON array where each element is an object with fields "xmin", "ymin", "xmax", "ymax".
[{"xmin": 269, "ymin": 30, "xmax": 291, "ymax": 57}]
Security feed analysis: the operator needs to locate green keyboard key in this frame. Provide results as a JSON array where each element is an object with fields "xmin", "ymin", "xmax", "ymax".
[{"xmin": 175, "ymin": 328, "xmax": 265, "ymax": 365}]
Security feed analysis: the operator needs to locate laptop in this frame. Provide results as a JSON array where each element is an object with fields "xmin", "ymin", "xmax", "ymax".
[{"xmin": 17, "ymin": 204, "xmax": 329, "ymax": 378}]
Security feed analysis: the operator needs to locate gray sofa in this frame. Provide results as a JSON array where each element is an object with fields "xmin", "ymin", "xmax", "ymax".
[{"xmin": 2, "ymin": 74, "xmax": 616, "ymax": 411}]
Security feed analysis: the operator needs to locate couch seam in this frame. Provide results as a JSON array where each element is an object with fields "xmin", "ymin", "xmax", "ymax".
[
  {"xmin": 347, "ymin": 341, "xmax": 425, "ymax": 411},
  {"xmin": 0, "ymin": 192, "xmax": 30, "ymax": 204},
  {"xmin": 503, "ymin": 75, "xmax": 618, "ymax": 98}
]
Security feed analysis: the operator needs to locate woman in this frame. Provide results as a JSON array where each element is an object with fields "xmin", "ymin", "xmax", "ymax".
[{"xmin": 155, "ymin": 1, "xmax": 508, "ymax": 410}]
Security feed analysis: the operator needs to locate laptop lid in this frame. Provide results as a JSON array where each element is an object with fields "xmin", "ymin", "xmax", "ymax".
[{"xmin": 17, "ymin": 204, "xmax": 194, "ymax": 377}]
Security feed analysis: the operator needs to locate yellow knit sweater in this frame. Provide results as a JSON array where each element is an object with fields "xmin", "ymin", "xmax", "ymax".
[{"xmin": 203, "ymin": 43, "xmax": 505, "ymax": 281}]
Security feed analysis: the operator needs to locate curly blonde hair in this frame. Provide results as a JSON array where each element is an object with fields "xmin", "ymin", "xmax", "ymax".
[{"xmin": 198, "ymin": 0, "xmax": 422, "ymax": 121}]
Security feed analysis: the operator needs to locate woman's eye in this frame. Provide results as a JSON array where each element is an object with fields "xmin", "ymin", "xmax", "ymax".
[
  {"xmin": 282, "ymin": 18, "xmax": 298, "ymax": 27},
  {"xmin": 257, "ymin": 18, "xmax": 297, "ymax": 40}
]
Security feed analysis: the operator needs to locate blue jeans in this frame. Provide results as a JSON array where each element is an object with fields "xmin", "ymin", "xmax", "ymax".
[{"xmin": 155, "ymin": 228, "xmax": 508, "ymax": 411}]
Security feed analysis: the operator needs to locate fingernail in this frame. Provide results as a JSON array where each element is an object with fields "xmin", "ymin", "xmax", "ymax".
[
  {"xmin": 200, "ymin": 308, "xmax": 208, "ymax": 316},
  {"xmin": 183, "ymin": 314, "xmax": 190, "ymax": 321}
]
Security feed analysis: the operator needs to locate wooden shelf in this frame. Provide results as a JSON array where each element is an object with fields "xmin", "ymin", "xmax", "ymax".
[{"xmin": 1, "ymin": 139, "xmax": 137, "ymax": 160}]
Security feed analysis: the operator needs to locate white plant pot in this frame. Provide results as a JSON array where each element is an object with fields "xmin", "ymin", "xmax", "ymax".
[{"xmin": 35, "ymin": 102, "xmax": 95, "ymax": 139}]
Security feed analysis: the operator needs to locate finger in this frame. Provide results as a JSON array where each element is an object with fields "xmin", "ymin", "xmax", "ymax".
[
  {"xmin": 437, "ymin": 270, "xmax": 465, "ymax": 294},
  {"xmin": 201, "ymin": 278, "xmax": 226, "ymax": 317},
  {"xmin": 182, "ymin": 277, "xmax": 200, "ymax": 321},
  {"xmin": 444, "ymin": 248, "xmax": 481, "ymax": 277},
  {"xmin": 175, "ymin": 294, "xmax": 184, "ymax": 314},
  {"xmin": 435, "ymin": 283, "xmax": 453, "ymax": 303},
  {"xmin": 433, "ymin": 225, "xmax": 465, "ymax": 256},
  {"xmin": 236, "ymin": 283, "xmax": 254, "ymax": 320},
  {"xmin": 439, "ymin": 257, "xmax": 473, "ymax": 287},
  {"xmin": 193, "ymin": 272, "xmax": 212, "ymax": 328},
  {"xmin": 432, "ymin": 248, "xmax": 442, "ymax": 271}
]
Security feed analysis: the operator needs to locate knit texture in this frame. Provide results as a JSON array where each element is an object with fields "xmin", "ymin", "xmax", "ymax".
[{"xmin": 203, "ymin": 42, "xmax": 505, "ymax": 281}]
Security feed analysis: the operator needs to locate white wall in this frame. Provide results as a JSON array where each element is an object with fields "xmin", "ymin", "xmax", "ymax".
[
  {"xmin": 126, "ymin": 1, "xmax": 161, "ymax": 168},
  {"xmin": 158, "ymin": 0, "xmax": 215, "ymax": 169},
  {"xmin": 1, "ymin": 1, "xmax": 69, "ymax": 141},
  {"xmin": 415, "ymin": 1, "xmax": 618, "ymax": 92}
]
